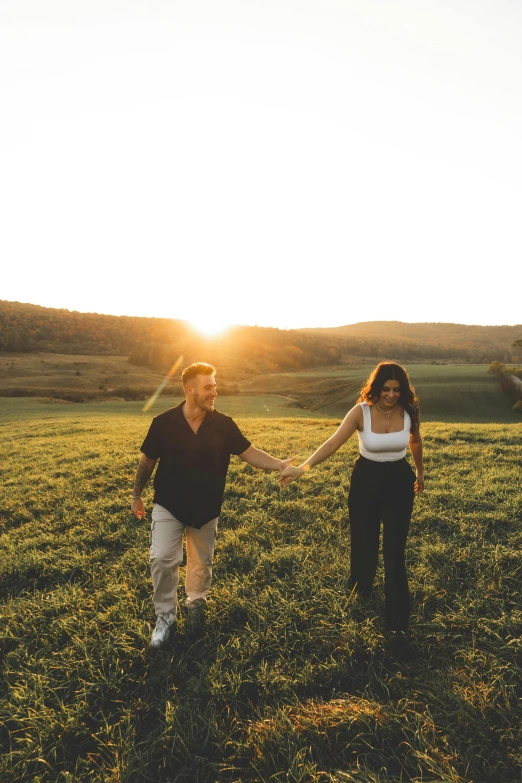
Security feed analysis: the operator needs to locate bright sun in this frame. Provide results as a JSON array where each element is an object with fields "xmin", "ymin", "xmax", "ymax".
[{"xmin": 188, "ymin": 318, "xmax": 232, "ymax": 338}]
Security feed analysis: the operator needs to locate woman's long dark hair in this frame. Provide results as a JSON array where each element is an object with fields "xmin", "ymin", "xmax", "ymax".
[{"xmin": 357, "ymin": 361, "xmax": 420, "ymax": 433}]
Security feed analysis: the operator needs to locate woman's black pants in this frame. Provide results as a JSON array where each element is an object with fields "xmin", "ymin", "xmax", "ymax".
[{"xmin": 348, "ymin": 455, "xmax": 415, "ymax": 631}]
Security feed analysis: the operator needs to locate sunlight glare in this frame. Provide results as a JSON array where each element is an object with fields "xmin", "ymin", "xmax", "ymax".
[{"xmin": 188, "ymin": 317, "xmax": 232, "ymax": 338}]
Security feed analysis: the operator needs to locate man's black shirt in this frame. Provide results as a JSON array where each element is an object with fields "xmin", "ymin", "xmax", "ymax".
[{"xmin": 140, "ymin": 402, "xmax": 251, "ymax": 528}]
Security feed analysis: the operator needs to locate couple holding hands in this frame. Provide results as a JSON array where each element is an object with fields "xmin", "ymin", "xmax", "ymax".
[{"xmin": 131, "ymin": 361, "xmax": 424, "ymax": 648}]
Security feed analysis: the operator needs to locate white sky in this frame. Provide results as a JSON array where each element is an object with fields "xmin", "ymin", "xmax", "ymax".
[{"xmin": 1, "ymin": 0, "xmax": 521, "ymax": 331}]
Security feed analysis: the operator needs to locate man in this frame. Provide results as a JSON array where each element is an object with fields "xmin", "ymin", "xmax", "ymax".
[{"xmin": 131, "ymin": 362, "xmax": 293, "ymax": 648}]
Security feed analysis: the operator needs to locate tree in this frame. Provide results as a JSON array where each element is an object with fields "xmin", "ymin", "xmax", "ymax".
[
  {"xmin": 512, "ymin": 339, "xmax": 522, "ymax": 369},
  {"xmin": 488, "ymin": 361, "xmax": 506, "ymax": 378}
]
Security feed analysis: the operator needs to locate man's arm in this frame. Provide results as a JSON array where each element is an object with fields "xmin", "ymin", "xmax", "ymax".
[
  {"xmin": 238, "ymin": 445, "xmax": 294, "ymax": 473},
  {"xmin": 130, "ymin": 453, "xmax": 157, "ymax": 519}
]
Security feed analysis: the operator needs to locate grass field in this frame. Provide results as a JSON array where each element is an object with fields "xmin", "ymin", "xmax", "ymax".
[
  {"xmin": 1, "ymin": 355, "xmax": 518, "ymax": 423},
  {"xmin": 0, "ymin": 353, "xmax": 164, "ymax": 395},
  {"xmin": 241, "ymin": 365, "xmax": 519, "ymax": 421},
  {"xmin": 0, "ymin": 395, "xmax": 322, "ymax": 423},
  {"xmin": 1, "ymin": 398, "xmax": 521, "ymax": 782}
]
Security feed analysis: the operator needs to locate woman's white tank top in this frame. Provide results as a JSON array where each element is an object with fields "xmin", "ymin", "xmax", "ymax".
[{"xmin": 357, "ymin": 402, "xmax": 410, "ymax": 462}]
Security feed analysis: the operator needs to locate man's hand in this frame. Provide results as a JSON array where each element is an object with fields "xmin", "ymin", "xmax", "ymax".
[
  {"xmin": 131, "ymin": 454, "xmax": 156, "ymax": 519},
  {"xmin": 131, "ymin": 497, "xmax": 146, "ymax": 520},
  {"xmin": 278, "ymin": 457, "xmax": 296, "ymax": 475}
]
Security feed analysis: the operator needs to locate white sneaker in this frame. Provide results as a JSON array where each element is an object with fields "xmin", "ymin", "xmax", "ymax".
[{"xmin": 150, "ymin": 612, "xmax": 176, "ymax": 648}]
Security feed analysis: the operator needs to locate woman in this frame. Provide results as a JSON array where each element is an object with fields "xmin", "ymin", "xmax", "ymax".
[{"xmin": 280, "ymin": 361, "xmax": 424, "ymax": 633}]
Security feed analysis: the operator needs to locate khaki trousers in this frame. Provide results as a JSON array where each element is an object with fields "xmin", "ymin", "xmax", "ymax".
[{"xmin": 150, "ymin": 504, "xmax": 218, "ymax": 616}]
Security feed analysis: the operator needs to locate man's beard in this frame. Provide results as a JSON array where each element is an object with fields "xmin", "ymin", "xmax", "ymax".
[{"xmin": 194, "ymin": 391, "xmax": 214, "ymax": 411}]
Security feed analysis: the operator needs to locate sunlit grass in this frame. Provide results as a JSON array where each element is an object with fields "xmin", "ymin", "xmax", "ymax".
[{"xmin": 1, "ymin": 403, "xmax": 521, "ymax": 782}]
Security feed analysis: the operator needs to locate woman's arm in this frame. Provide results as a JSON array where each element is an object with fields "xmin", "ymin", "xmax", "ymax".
[
  {"xmin": 280, "ymin": 405, "xmax": 362, "ymax": 485},
  {"xmin": 409, "ymin": 430, "xmax": 424, "ymax": 494}
]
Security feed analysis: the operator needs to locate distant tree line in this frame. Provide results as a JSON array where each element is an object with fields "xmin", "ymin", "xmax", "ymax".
[
  {"xmin": 307, "ymin": 321, "xmax": 522, "ymax": 364},
  {"xmin": 1, "ymin": 300, "xmax": 520, "ymax": 373},
  {"xmin": 0, "ymin": 300, "xmax": 342, "ymax": 375},
  {"xmin": 0, "ymin": 300, "xmax": 186, "ymax": 355}
]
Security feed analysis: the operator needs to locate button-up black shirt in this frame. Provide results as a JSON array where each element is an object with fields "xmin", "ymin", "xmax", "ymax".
[{"xmin": 140, "ymin": 402, "xmax": 251, "ymax": 528}]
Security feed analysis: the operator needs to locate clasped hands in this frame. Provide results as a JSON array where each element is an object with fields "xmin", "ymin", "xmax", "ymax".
[{"xmin": 278, "ymin": 457, "xmax": 306, "ymax": 487}]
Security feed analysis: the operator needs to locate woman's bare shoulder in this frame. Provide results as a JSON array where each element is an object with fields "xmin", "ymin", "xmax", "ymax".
[{"xmin": 345, "ymin": 402, "xmax": 364, "ymax": 431}]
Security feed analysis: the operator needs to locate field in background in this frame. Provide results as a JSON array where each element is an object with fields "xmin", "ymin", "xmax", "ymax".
[
  {"xmin": 241, "ymin": 364, "xmax": 518, "ymax": 421},
  {"xmin": 0, "ymin": 395, "xmax": 322, "ymax": 423},
  {"xmin": 1, "ymin": 403, "xmax": 521, "ymax": 782},
  {"xmin": 0, "ymin": 353, "xmax": 169, "ymax": 398},
  {"xmin": 0, "ymin": 359, "xmax": 518, "ymax": 423}
]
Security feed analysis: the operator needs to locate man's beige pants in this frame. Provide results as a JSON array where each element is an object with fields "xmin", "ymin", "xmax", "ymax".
[{"xmin": 150, "ymin": 503, "xmax": 218, "ymax": 616}]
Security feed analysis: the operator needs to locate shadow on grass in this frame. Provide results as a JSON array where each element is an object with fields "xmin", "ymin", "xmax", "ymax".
[{"xmin": 129, "ymin": 620, "xmax": 223, "ymax": 783}]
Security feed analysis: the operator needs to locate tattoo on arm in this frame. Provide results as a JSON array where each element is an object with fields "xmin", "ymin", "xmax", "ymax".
[{"xmin": 133, "ymin": 460, "xmax": 155, "ymax": 496}]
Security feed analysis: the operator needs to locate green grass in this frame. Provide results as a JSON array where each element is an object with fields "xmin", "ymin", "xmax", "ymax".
[
  {"xmin": 242, "ymin": 364, "xmax": 518, "ymax": 422},
  {"xmin": 1, "ymin": 402, "xmax": 521, "ymax": 782},
  {"xmin": 2, "ymin": 355, "xmax": 519, "ymax": 423},
  {"xmin": 0, "ymin": 352, "xmax": 165, "ymax": 395},
  {"xmin": 0, "ymin": 395, "xmax": 323, "ymax": 423}
]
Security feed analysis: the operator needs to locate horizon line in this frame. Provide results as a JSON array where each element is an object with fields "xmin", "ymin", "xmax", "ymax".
[{"xmin": 1, "ymin": 298, "xmax": 521, "ymax": 331}]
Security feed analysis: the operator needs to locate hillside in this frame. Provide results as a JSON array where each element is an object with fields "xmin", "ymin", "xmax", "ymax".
[
  {"xmin": 0, "ymin": 300, "xmax": 340, "ymax": 375},
  {"xmin": 1, "ymin": 301, "xmax": 520, "ymax": 372},
  {"xmin": 240, "ymin": 364, "xmax": 520, "ymax": 422},
  {"xmin": 305, "ymin": 320, "xmax": 522, "ymax": 363},
  {"xmin": 1, "ymin": 355, "xmax": 519, "ymax": 423}
]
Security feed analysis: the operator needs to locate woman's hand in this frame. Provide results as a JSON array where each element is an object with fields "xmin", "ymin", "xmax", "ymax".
[
  {"xmin": 279, "ymin": 464, "xmax": 306, "ymax": 487},
  {"xmin": 414, "ymin": 471, "xmax": 425, "ymax": 494}
]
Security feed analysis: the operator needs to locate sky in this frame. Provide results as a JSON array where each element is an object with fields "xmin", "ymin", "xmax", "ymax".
[{"xmin": 1, "ymin": 0, "xmax": 521, "ymax": 334}]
